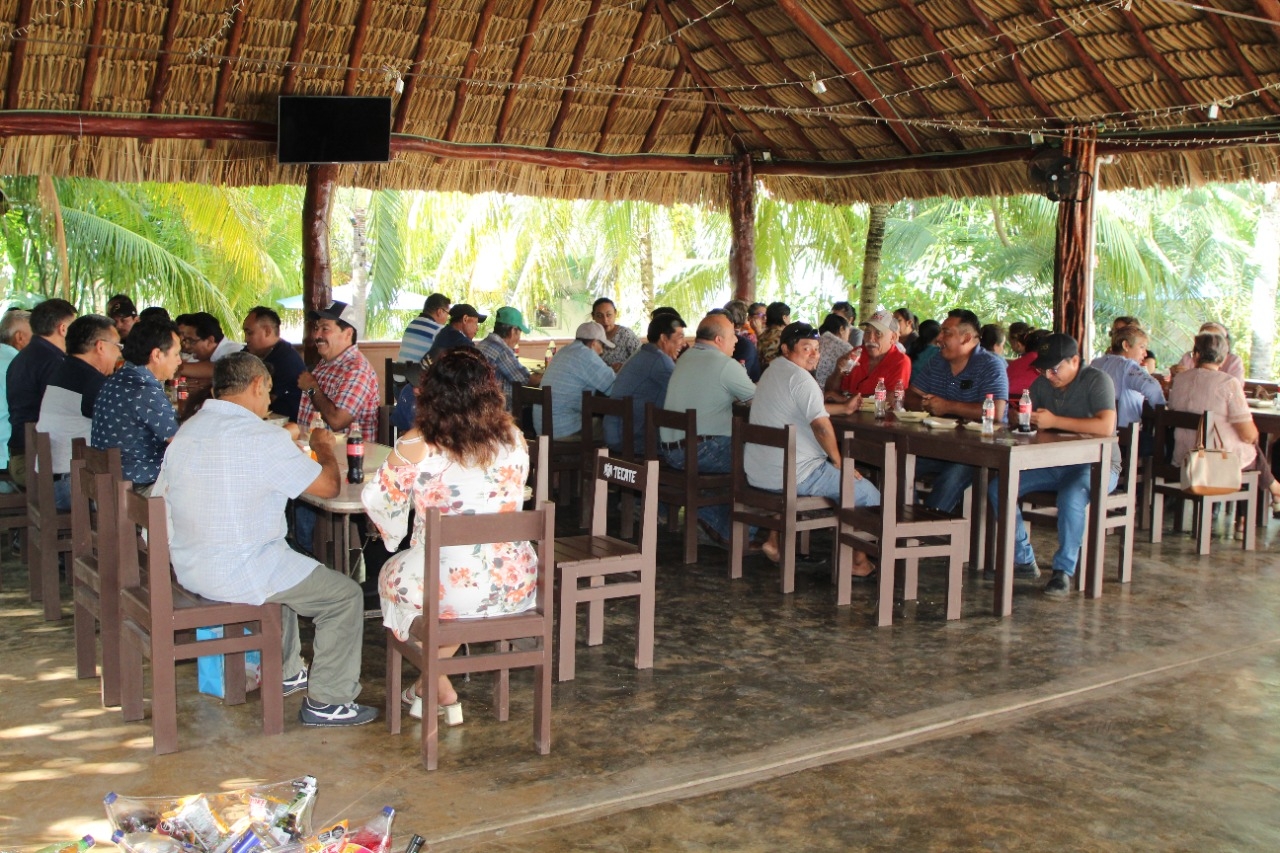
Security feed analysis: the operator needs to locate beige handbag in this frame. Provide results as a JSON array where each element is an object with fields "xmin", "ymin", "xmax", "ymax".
[{"xmin": 1180, "ymin": 416, "xmax": 1241, "ymax": 496}]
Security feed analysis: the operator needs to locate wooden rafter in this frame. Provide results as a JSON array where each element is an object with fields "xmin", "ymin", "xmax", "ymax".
[
  {"xmin": 495, "ymin": 0, "xmax": 549, "ymax": 143},
  {"xmin": 546, "ymin": 0, "xmax": 604, "ymax": 149},
  {"xmin": 1201, "ymin": 12, "xmax": 1280, "ymax": 114},
  {"xmin": 3, "ymin": 0, "xmax": 32, "ymax": 110},
  {"xmin": 393, "ymin": 0, "xmax": 440, "ymax": 133},
  {"xmin": 720, "ymin": 2, "xmax": 865, "ymax": 159},
  {"xmin": 282, "ymin": 0, "xmax": 313, "ymax": 95},
  {"xmin": 891, "ymin": 0, "xmax": 1002, "ymax": 132},
  {"xmin": 653, "ymin": 0, "xmax": 778, "ymax": 151},
  {"xmin": 832, "ymin": 0, "xmax": 964, "ymax": 150},
  {"xmin": 1254, "ymin": 0, "xmax": 1280, "ymax": 48},
  {"xmin": 211, "ymin": 4, "xmax": 249, "ymax": 118},
  {"xmin": 640, "ymin": 67, "xmax": 689, "ymax": 153},
  {"xmin": 774, "ymin": 0, "xmax": 923, "ymax": 155},
  {"xmin": 147, "ymin": 0, "xmax": 184, "ymax": 114},
  {"xmin": 1030, "ymin": 0, "xmax": 1134, "ymax": 119},
  {"xmin": 1118, "ymin": 6, "xmax": 1209, "ymax": 122},
  {"xmin": 689, "ymin": 103, "xmax": 714, "ymax": 154},
  {"xmin": 78, "ymin": 0, "xmax": 110, "ymax": 111},
  {"xmin": 668, "ymin": 0, "xmax": 825, "ymax": 159},
  {"xmin": 442, "ymin": 0, "xmax": 499, "ymax": 144},
  {"xmin": 597, "ymin": 0, "xmax": 655, "ymax": 153},
  {"xmin": 342, "ymin": 0, "xmax": 377, "ymax": 96},
  {"xmin": 960, "ymin": 0, "xmax": 1056, "ymax": 121}
]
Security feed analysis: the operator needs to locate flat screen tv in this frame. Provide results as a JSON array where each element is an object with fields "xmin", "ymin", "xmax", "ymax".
[{"xmin": 277, "ymin": 95, "xmax": 392, "ymax": 165}]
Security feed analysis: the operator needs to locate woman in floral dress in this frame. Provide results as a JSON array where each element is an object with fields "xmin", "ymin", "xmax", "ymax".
[{"xmin": 363, "ymin": 348, "xmax": 537, "ymax": 721}]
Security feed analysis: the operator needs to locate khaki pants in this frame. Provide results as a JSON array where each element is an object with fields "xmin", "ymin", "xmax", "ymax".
[
  {"xmin": 9, "ymin": 454, "xmax": 25, "ymax": 490},
  {"xmin": 267, "ymin": 566, "xmax": 365, "ymax": 706}
]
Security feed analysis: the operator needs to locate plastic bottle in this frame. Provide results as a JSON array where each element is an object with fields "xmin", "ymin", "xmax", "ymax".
[
  {"xmin": 893, "ymin": 379, "xmax": 905, "ymax": 412},
  {"xmin": 346, "ymin": 424, "xmax": 364, "ymax": 484},
  {"xmin": 874, "ymin": 378, "xmax": 887, "ymax": 419},
  {"xmin": 175, "ymin": 376, "xmax": 188, "ymax": 404},
  {"xmin": 981, "ymin": 393, "xmax": 995, "ymax": 435},
  {"xmin": 34, "ymin": 837, "xmax": 95, "ymax": 853},
  {"xmin": 346, "ymin": 807, "xmax": 394, "ymax": 853},
  {"xmin": 112, "ymin": 831, "xmax": 189, "ymax": 853},
  {"xmin": 402, "ymin": 836, "xmax": 426, "ymax": 853},
  {"xmin": 1018, "ymin": 388, "xmax": 1032, "ymax": 432}
]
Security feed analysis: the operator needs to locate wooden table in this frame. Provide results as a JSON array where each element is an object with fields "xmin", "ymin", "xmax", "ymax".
[
  {"xmin": 298, "ymin": 443, "xmax": 391, "ymax": 578},
  {"xmin": 832, "ymin": 412, "xmax": 1113, "ymax": 617}
]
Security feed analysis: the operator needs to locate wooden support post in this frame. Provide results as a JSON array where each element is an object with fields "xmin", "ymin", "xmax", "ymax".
[
  {"xmin": 1053, "ymin": 129, "xmax": 1097, "ymax": 357},
  {"xmin": 302, "ymin": 164, "xmax": 336, "ymax": 364},
  {"xmin": 728, "ymin": 151, "xmax": 757, "ymax": 303}
]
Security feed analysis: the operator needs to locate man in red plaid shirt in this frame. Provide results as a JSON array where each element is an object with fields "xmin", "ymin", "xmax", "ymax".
[{"xmin": 297, "ymin": 301, "xmax": 379, "ymax": 439}]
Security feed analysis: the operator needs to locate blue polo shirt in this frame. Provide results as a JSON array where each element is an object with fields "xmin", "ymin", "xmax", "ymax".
[
  {"xmin": 912, "ymin": 345, "xmax": 1008, "ymax": 408},
  {"xmin": 91, "ymin": 363, "xmax": 179, "ymax": 485},
  {"xmin": 606, "ymin": 343, "xmax": 674, "ymax": 453}
]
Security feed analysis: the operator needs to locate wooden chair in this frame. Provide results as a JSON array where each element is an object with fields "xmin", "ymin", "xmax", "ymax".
[
  {"xmin": 0, "ymin": 467, "xmax": 27, "ymax": 590},
  {"xmin": 384, "ymin": 504, "xmax": 556, "ymax": 770},
  {"xmin": 527, "ymin": 435, "xmax": 549, "ymax": 508},
  {"xmin": 1149, "ymin": 409, "xmax": 1258, "ymax": 555},
  {"xmin": 26, "ymin": 424, "xmax": 73, "ymax": 620},
  {"xmin": 117, "ymin": 483, "xmax": 285, "ymax": 755},
  {"xmin": 580, "ymin": 392, "xmax": 635, "ymax": 530},
  {"xmin": 376, "ymin": 403, "xmax": 395, "ymax": 446},
  {"xmin": 644, "ymin": 404, "xmax": 733, "ymax": 564},
  {"xmin": 728, "ymin": 417, "xmax": 839, "ymax": 594},
  {"xmin": 69, "ymin": 440, "xmax": 124, "ymax": 707},
  {"xmin": 512, "ymin": 384, "xmax": 583, "ymax": 510},
  {"xmin": 1020, "ymin": 425, "xmax": 1141, "ymax": 590},
  {"xmin": 835, "ymin": 434, "xmax": 969, "ymax": 625},
  {"xmin": 554, "ymin": 450, "xmax": 658, "ymax": 682}
]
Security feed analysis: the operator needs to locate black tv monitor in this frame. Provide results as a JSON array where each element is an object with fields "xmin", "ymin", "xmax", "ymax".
[{"xmin": 277, "ymin": 95, "xmax": 392, "ymax": 165}]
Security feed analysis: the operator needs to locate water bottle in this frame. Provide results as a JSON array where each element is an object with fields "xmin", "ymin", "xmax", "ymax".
[
  {"xmin": 1018, "ymin": 388, "xmax": 1032, "ymax": 432},
  {"xmin": 893, "ymin": 379, "xmax": 905, "ymax": 412},
  {"xmin": 347, "ymin": 807, "xmax": 395, "ymax": 853},
  {"xmin": 874, "ymin": 378, "xmax": 887, "ymax": 419},
  {"xmin": 346, "ymin": 424, "xmax": 364, "ymax": 484},
  {"xmin": 981, "ymin": 394, "xmax": 995, "ymax": 435}
]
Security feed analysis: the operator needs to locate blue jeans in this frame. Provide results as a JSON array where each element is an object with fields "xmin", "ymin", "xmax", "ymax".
[
  {"xmin": 913, "ymin": 457, "xmax": 975, "ymax": 513},
  {"xmin": 988, "ymin": 464, "xmax": 1120, "ymax": 576},
  {"xmin": 663, "ymin": 435, "xmax": 734, "ymax": 540},
  {"xmin": 797, "ymin": 461, "xmax": 880, "ymax": 507},
  {"xmin": 54, "ymin": 476, "xmax": 71, "ymax": 513}
]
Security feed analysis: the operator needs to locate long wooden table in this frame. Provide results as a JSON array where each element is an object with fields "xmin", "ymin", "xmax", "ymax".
[{"xmin": 832, "ymin": 412, "xmax": 1113, "ymax": 617}]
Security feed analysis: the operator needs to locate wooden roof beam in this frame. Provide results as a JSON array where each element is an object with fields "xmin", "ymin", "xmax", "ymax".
[
  {"xmin": 640, "ymin": 67, "xmax": 690, "ymax": 153},
  {"xmin": 1253, "ymin": 1, "xmax": 1280, "ymax": 48},
  {"xmin": 546, "ymin": 0, "xmax": 604, "ymax": 149},
  {"xmin": 393, "ymin": 0, "xmax": 440, "ymax": 133},
  {"xmin": 1118, "ymin": 6, "xmax": 1209, "ymax": 122},
  {"xmin": 342, "ymin": 0, "xmax": 377, "ymax": 96},
  {"xmin": 774, "ymin": 0, "xmax": 921, "ymax": 154},
  {"xmin": 1201, "ymin": 12, "xmax": 1280, "ymax": 114},
  {"xmin": 653, "ymin": 0, "xmax": 780, "ymax": 152},
  {"xmin": 147, "ymin": 0, "xmax": 183, "ymax": 114},
  {"xmin": 78, "ymin": 0, "xmax": 110, "ymax": 111},
  {"xmin": 3, "ymin": 0, "xmax": 33, "ymax": 110},
  {"xmin": 441, "ymin": 0, "xmax": 499, "ymax": 144},
  {"xmin": 282, "ymin": 0, "xmax": 313, "ymax": 94},
  {"xmin": 668, "ymin": 0, "xmax": 827, "ymax": 160},
  {"xmin": 961, "ymin": 0, "xmax": 1056, "ymax": 121},
  {"xmin": 689, "ymin": 103, "xmax": 714, "ymax": 155},
  {"xmin": 211, "ymin": 4, "xmax": 248, "ymax": 117},
  {"xmin": 495, "ymin": 0, "xmax": 549, "ymax": 143},
  {"xmin": 597, "ymin": 0, "xmax": 655, "ymax": 153},
  {"xmin": 1030, "ymin": 0, "xmax": 1134, "ymax": 119}
]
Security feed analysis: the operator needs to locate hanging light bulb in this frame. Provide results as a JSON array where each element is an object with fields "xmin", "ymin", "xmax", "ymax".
[
  {"xmin": 807, "ymin": 72, "xmax": 826, "ymax": 96},
  {"xmin": 1207, "ymin": 102, "xmax": 1220, "ymax": 120}
]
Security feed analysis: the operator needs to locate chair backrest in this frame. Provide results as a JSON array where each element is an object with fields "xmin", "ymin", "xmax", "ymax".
[
  {"xmin": 584, "ymin": 448, "xmax": 658, "ymax": 539},
  {"xmin": 26, "ymin": 424, "xmax": 59, "ymax": 518},
  {"xmin": 512, "ymin": 384, "xmax": 553, "ymax": 439},
  {"xmin": 583, "ymin": 392, "xmax": 634, "ymax": 458},
  {"xmin": 1152, "ymin": 408, "xmax": 1211, "ymax": 481},
  {"xmin": 420, "ymin": 503, "xmax": 555, "ymax": 627},
  {"xmin": 644, "ymin": 404, "xmax": 699, "ymax": 473},
  {"xmin": 1114, "ymin": 424, "xmax": 1140, "ymax": 495},
  {"xmin": 119, "ymin": 481, "xmax": 174, "ymax": 621},
  {"xmin": 383, "ymin": 357, "xmax": 398, "ymax": 404},
  {"xmin": 526, "ymin": 435, "xmax": 549, "ymax": 507},
  {"xmin": 841, "ymin": 432, "xmax": 897, "ymax": 511},
  {"xmin": 70, "ymin": 439, "xmax": 123, "ymax": 578},
  {"xmin": 377, "ymin": 403, "xmax": 395, "ymax": 445},
  {"xmin": 730, "ymin": 416, "xmax": 798, "ymax": 514}
]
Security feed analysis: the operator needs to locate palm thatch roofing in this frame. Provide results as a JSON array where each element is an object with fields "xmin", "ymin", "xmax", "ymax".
[{"xmin": 0, "ymin": 0, "xmax": 1278, "ymax": 205}]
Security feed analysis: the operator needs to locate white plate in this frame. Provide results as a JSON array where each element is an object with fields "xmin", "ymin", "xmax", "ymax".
[
  {"xmin": 923, "ymin": 417, "xmax": 959, "ymax": 430},
  {"xmin": 1247, "ymin": 398, "xmax": 1275, "ymax": 409},
  {"xmin": 894, "ymin": 410, "xmax": 927, "ymax": 422},
  {"xmin": 962, "ymin": 421, "xmax": 997, "ymax": 432}
]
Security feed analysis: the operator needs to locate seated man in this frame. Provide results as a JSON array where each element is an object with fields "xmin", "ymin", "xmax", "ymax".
[
  {"xmin": 154, "ymin": 352, "xmax": 376, "ymax": 727},
  {"xmin": 394, "ymin": 293, "xmax": 450, "ymax": 381},
  {"xmin": 746, "ymin": 322, "xmax": 879, "ymax": 569},
  {"xmin": 105, "ymin": 295, "xmax": 139, "ymax": 343},
  {"xmin": 606, "ymin": 312, "xmax": 685, "ymax": 455},
  {"xmin": 0, "ymin": 308, "xmax": 32, "ymax": 480},
  {"xmin": 8, "ymin": 298, "xmax": 76, "ymax": 488},
  {"xmin": 907, "ymin": 308, "xmax": 1008, "ymax": 513},
  {"xmin": 175, "ymin": 311, "xmax": 243, "ymax": 379},
  {"xmin": 242, "ymin": 306, "xmax": 306, "ymax": 422},
  {"xmin": 476, "ymin": 306, "xmax": 535, "ymax": 409},
  {"xmin": 36, "ymin": 315, "xmax": 119, "ymax": 510},
  {"xmin": 90, "ymin": 318, "xmax": 182, "ymax": 494},
  {"xmin": 987, "ymin": 334, "xmax": 1119, "ymax": 598},
  {"xmin": 426, "ymin": 304, "xmax": 484, "ymax": 360},
  {"xmin": 534, "ymin": 321, "xmax": 615, "ymax": 439},
  {"xmin": 825, "ymin": 309, "xmax": 911, "ymax": 400}
]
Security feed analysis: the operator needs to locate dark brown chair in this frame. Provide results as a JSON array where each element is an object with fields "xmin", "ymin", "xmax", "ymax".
[
  {"xmin": 377, "ymin": 403, "xmax": 395, "ymax": 445},
  {"xmin": 728, "ymin": 417, "xmax": 838, "ymax": 594},
  {"xmin": 69, "ymin": 439, "xmax": 124, "ymax": 707},
  {"xmin": 512, "ymin": 384, "xmax": 582, "ymax": 509},
  {"xmin": 1150, "ymin": 409, "xmax": 1257, "ymax": 555},
  {"xmin": 554, "ymin": 450, "xmax": 658, "ymax": 682},
  {"xmin": 26, "ymin": 424, "xmax": 73, "ymax": 620},
  {"xmin": 526, "ymin": 435, "xmax": 550, "ymax": 508},
  {"xmin": 836, "ymin": 434, "xmax": 968, "ymax": 625},
  {"xmin": 580, "ymin": 392, "xmax": 634, "ymax": 530},
  {"xmin": 0, "ymin": 467, "xmax": 27, "ymax": 590},
  {"xmin": 117, "ymin": 483, "xmax": 285, "ymax": 755},
  {"xmin": 644, "ymin": 404, "xmax": 733, "ymax": 564},
  {"xmin": 384, "ymin": 504, "xmax": 556, "ymax": 770}
]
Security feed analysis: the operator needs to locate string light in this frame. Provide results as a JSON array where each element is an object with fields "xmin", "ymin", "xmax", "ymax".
[{"xmin": 807, "ymin": 73, "xmax": 826, "ymax": 96}]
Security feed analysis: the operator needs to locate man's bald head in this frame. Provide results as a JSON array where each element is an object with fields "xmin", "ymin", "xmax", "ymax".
[{"xmin": 696, "ymin": 313, "xmax": 737, "ymax": 356}]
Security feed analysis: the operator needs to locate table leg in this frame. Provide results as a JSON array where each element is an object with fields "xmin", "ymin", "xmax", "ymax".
[
  {"xmin": 993, "ymin": 465, "xmax": 1019, "ymax": 618},
  {"xmin": 970, "ymin": 467, "xmax": 989, "ymax": 571},
  {"xmin": 1086, "ymin": 455, "xmax": 1106, "ymax": 599}
]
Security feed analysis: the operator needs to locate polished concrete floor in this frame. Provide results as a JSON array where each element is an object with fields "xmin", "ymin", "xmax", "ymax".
[{"xmin": 2, "ymin": 511, "xmax": 1280, "ymax": 851}]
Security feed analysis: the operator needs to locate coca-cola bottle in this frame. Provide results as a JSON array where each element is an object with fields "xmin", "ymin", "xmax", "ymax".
[
  {"xmin": 874, "ymin": 378, "xmax": 887, "ymax": 419},
  {"xmin": 346, "ymin": 424, "xmax": 364, "ymax": 484}
]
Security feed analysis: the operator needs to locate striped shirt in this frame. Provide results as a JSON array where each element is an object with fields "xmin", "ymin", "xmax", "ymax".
[
  {"xmin": 912, "ymin": 345, "xmax": 1009, "ymax": 406},
  {"xmin": 476, "ymin": 333, "xmax": 530, "ymax": 406},
  {"xmin": 396, "ymin": 315, "xmax": 444, "ymax": 364}
]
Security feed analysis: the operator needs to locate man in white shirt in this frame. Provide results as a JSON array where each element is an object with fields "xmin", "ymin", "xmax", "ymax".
[{"xmin": 154, "ymin": 352, "xmax": 376, "ymax": 728}]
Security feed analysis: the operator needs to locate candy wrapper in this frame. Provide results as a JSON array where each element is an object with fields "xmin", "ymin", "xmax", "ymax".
[{"xmin": 105, "ymin": 777, "xmax": 318, "ymax": 853}]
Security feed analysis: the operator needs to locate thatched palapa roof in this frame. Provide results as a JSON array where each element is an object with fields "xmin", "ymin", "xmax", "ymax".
[{"xmin": 0, "ymin": 0, "xmax": 1278, "ymax": 205}]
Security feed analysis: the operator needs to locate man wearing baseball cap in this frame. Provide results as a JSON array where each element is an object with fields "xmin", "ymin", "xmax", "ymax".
[
  {"xmin": 987, "ymin": 332, "xmax": 1119, "ymax": 598},
  {"xmin": 535, "ymin": 321, "xmax": 615, "ymax": 438},
  {"xmin": 427, "ymin": 303, "xmax": 486, "ymax": 360},
  {"xmin": 476, "ymin": 306, "xmax": 536, "ymax": 407},
  {"xmin": 298, "ymin": 300, "xmax": 379, "ymax": 439},
  {"xmin": 825, "ymin": 309, "xmax": 911, "ymax": 400},
  {"xmin": 105, "ymin": 294, "xmax": 138, "ymax": 342}
]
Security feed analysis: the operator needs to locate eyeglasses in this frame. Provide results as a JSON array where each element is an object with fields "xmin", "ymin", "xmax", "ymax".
[
  {"xmin": 750, "ymin": 311, "xmax": 765, "ymax": 318},
  {"xmin": 1036, "ymin": 361, "xmax": 1066, "ymax": 377}
]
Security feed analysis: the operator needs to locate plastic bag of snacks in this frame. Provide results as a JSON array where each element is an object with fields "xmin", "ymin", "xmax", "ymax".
[
  {"xmin": 302, "ymin": 807, "xmax": 394, "ymax": 853},
  {"xmin": 104, "ymin": 777, "xmax": 318, "ymax": 853}
]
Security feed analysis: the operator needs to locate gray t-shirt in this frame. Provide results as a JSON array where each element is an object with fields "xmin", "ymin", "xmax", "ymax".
[
  {"xmin": 745, "ymin": 356, "xmax": 829, "ymax": 489},
  {"xmin": 1029, "ymin": 365, "xmax": 1121, "ymax": 473}
]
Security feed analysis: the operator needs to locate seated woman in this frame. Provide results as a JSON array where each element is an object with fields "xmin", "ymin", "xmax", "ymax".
[
  {"xmin": 1168, "ymin": 332, "xmax": 1280, "ymax": 513},
  {"xmin": 363, "ymin": 348, "xmax": 537, "ymax": 722}
]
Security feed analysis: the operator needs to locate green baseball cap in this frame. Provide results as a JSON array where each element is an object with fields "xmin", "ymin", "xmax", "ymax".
[{"xmin": 495, "ymin": 306, "xmax": 531, "ymax": 333}]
